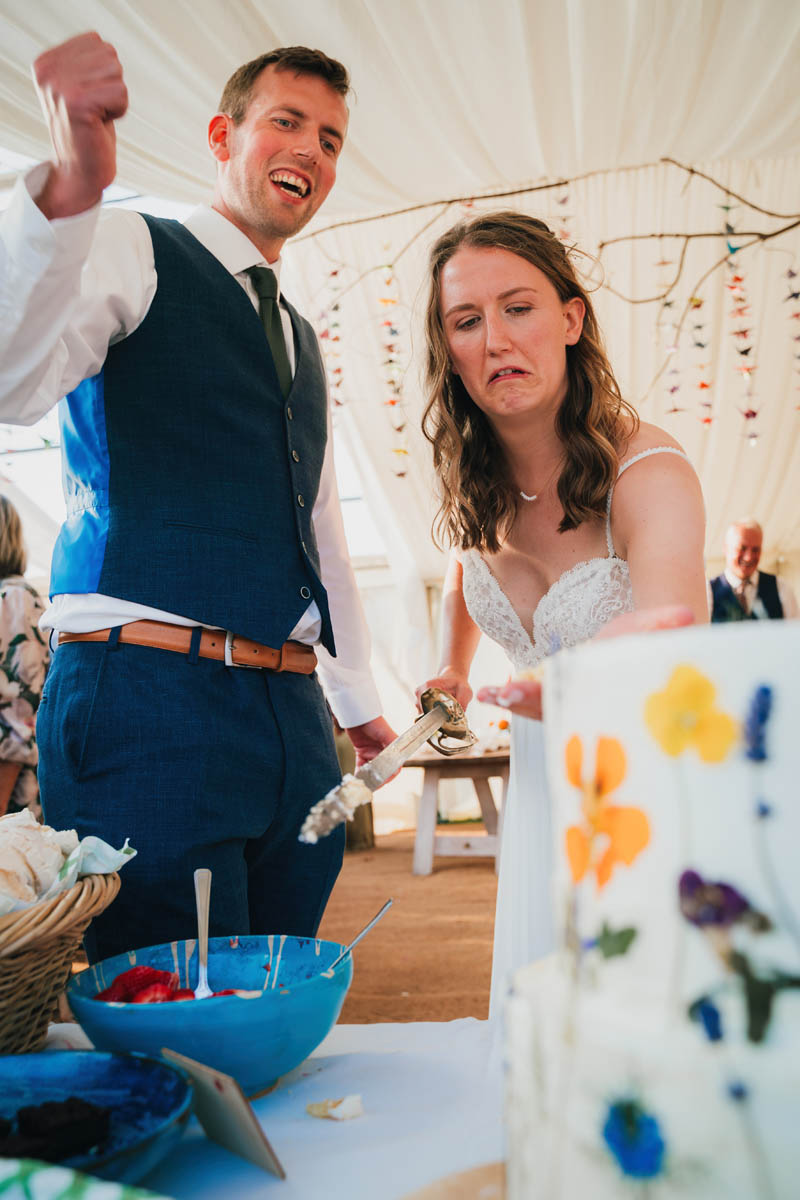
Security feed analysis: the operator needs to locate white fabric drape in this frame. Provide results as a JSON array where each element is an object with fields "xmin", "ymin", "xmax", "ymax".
[
  {"xmin": 284, "ymin": 155, "xmax": 800, "ymax": 579},
  {"xmin": 2, "ymin": 1, "xmax": 798, "ymax": 212},
  {"xmin": 1, "ymin": 0, "xmax": 799, "ymax": 590}
]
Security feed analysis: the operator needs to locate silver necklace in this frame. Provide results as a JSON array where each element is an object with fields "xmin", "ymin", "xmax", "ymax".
[{"xmin": 519, "ymin": 461, "xmax": 561, "ymax": 503}]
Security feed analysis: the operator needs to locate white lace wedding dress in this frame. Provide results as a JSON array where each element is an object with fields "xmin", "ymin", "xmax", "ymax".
[{"xmin": 460, "ymin": 447, "xmax": 686, "ymax": 1016}]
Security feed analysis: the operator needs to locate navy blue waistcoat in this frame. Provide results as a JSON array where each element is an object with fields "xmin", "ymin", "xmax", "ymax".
[
  {"xmin": 710, "ymin": 572, "xmax": 783, "ymax": 622},
  {"xmin": 50, "ymin": 216, "xmax": 335, "ymax": 653}
]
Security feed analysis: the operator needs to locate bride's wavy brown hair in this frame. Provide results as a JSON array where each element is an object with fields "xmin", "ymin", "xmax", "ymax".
[{"xmin": 422, "ymin": 211, "xmax": 638, "ymax": 552}]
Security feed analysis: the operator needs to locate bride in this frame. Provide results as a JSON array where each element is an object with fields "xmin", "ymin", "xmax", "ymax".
[{"xmin": 417, "ymin": 211, "xmax": 708, "ymax": 1016}]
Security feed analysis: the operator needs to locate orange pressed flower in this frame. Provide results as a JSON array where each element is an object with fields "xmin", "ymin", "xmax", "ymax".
[{"xmin": 564, "ymin": 735, "xmax": 650, "ymax": 890}]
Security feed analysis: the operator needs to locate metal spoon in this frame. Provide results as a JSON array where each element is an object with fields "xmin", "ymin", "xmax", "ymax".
[
  {"xmin": 325, "ymin": 898, "xmax": 394, "ymax": 974},
  {"xmin": 193, "ymin": 868, "xmax": 213, "ymax": 999}
]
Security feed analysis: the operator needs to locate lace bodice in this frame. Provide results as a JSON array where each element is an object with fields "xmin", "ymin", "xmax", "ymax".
[{"xmin": 459, "ymin": 447, "xmax": 687, "ymax": 672}]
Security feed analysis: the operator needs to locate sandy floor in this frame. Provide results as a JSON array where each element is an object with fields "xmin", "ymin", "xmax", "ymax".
[
  {"xmin": 318, "ymin": 829, "xmax": 497, "ymax": 1023},
  {"xmin": 67, "ymin": 829, "xmax": 497, "ymax": 1024}
]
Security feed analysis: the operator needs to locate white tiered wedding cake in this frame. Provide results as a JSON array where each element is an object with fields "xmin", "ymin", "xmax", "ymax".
[{"xmin": 506, "ymin": 622, "xmax": 799, "ymax": 1199}]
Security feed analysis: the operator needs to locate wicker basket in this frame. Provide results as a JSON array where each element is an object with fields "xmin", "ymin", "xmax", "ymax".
[{"xmin": 0, "ymin": 872, "xmax": 120, "ymax": 1054}]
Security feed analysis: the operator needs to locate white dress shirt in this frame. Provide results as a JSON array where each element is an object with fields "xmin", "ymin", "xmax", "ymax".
[
  {"xmin": 0, "ymin": 166, "xmax": 381, "ymax": 726},
  {"xmin": 707, "ymin": 568, "xmax": 800, "ymax": 620}
]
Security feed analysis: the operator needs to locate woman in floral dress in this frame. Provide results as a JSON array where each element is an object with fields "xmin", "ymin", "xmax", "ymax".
[{"xmin": 0, "ymin": 496, "xmax": 50, "ymax": 817}]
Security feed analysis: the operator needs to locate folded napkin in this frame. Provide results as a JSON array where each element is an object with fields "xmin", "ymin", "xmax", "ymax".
[
  {"xmin": 0, "ymin": 809, "xmax": 135, "ymax": 917},
  {"xmin": 0, "ymin": 1158, "xmax": 171, "ymax": 1199}
]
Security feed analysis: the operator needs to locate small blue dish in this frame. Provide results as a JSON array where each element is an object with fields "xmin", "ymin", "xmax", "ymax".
[
  {"xmin": 67, "ymin": 935, "xmax": 353, "ymax": 1097},
  {"xmin": 0, "ymin": 1051, "xmax": 192, "ymax": 1185}
]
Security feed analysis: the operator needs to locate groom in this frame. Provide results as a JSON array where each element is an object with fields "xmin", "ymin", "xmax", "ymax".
[{"xmin": 0, "ymin": 33, "xmax": 395, "ymax": 960}]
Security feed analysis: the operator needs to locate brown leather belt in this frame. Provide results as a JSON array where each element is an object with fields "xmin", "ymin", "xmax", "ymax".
[{"xmin": 58, "ymin": 620, "xmax": 317, "ymax": 674}]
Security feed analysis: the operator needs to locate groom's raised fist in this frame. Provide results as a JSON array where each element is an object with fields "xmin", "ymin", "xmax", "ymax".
[{"xmin": 32, "ymin": 32, "xmax": 128, "ymax": 218}]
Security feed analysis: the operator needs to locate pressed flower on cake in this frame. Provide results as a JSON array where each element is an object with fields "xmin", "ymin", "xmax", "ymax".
[
  {"xmin": 602, "ymin": 1098, "xmax": 666, "ymax": 1180},
  {"xmin": 644, "ymin": 664, "xmax": 737, "ymax": 762},
  {"xmin": 564, "ymin": 736, "xmax": 650, "ymax": 889},
  {"xmin": 743, "ymin": 684, "xmax": 772, "ymax": 762}
]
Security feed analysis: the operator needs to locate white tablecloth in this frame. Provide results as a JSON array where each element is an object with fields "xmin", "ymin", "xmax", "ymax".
[{"xmin": 47, "ymin": 1019, "xmax": 504, "ymax": 1199}]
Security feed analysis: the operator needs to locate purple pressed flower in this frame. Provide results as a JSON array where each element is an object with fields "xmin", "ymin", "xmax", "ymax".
[
  {"xmin": 679, "ymin": 870, "xmax": 750, "ymax": 927},
  {"xmin": 744, "ymin": 685, "xmax": 772, "ymax": 762}
]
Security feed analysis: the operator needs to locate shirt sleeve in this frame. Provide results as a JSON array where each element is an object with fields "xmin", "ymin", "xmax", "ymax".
[
  {"xmin": 311, "ymin": 401, "xmax": 383, "ymax": 728},
  {"xmin": 0, "ymin": 165, "xmax": 156, "ymax": 424},
  {"xmin": 778, "ymin": 577, "xmax": 800, "ymax": 620}
]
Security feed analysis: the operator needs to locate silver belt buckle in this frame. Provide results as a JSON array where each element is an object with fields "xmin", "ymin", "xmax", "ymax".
[{"xmin": 224, "ymin": 630, "xmax": 260, "ymax": 669}]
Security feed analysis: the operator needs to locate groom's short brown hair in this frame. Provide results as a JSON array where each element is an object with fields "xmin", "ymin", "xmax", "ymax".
[{"xmin": 218, "ymin": 47, "xmax": 351, "ymax": 125}]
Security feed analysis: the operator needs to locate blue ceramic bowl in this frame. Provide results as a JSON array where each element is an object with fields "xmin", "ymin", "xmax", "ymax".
[
  {"xmin": 67, "ymin": 935, "xmax": 353, "ymax": 1097},
  {"xmin": 0, "ymin": 1051, "xmax": 191, "ymax": 1184}
]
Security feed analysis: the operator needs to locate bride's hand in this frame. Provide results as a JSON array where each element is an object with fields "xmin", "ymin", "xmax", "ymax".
[
  {"xmin": 477, "ymin": 605, "xmax": 695, "ymax": 722},
  {"xmin": 593, "ymin": 604, "xmax": 694, "ymax": 641},
  {"xmin": 415, "ymin": 671, "xmax": 473, "ymax": 714},
  {"xmin": 477, "ymin": 679, "xmax": 543, "ymax": 721}
]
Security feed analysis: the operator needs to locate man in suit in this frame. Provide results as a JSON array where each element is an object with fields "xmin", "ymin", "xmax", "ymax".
[
  {"xmin": 0, "ymin": 33, "xmax": 396, "ymax": 961},
  {"xmin": 709, "ymin": 519, "xmax": 798, "ymax": 622}
]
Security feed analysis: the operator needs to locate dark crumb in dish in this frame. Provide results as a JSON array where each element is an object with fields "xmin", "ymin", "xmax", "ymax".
[{"xmin": 0, "ymin": 1096, "xmax": 111, "ymax": 1162}]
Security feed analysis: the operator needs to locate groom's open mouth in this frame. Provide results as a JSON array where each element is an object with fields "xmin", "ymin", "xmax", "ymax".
[
  {"xmin": 488, "ymin": 367, "xmax": 527, "ymax": 383},
  {"xmin": 269, "ymin": 170, "xmax": 311, "ymax": 200}
]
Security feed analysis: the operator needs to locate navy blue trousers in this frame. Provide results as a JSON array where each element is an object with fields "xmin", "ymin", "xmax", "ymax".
[{"xmin": 38, "ymin": 635, "xmax": 344, "ymax": 964}]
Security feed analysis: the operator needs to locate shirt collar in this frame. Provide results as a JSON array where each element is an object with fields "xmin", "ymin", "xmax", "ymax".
[
  {"xmin": 724, "ymin": 567, "xmax": 758, "ymax": 591},
  {"xmin": 182, "ymin": 205, "xmax": 284, "ymax": 297}
]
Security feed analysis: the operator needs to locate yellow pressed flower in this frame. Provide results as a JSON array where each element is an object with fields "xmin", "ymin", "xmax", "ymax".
[{"xmin": 644, "ymin": 665, "xmax": 738, "ymax": 763}]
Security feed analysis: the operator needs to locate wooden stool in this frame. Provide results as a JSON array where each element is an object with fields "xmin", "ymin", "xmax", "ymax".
[{"xmin": 404, "ymin": 747, "xmax": 509, "ymax": 875}]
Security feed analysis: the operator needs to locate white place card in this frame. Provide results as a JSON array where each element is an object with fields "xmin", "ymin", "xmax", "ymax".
[{"xmin": 162, "ymin": 1047, "xmax": 285, "ymax": 1179}]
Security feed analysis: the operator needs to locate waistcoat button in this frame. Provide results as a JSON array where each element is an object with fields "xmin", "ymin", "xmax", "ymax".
[
  {"xmin": 292, "ymin": 450, "xmax": 300, "ymax": 462},
  {"xmin": 297, "ymin": 494, "xmax": 305, "ymax": 507},
  {"xmin": 300, "ymin": 586, "xmax": 311, "ymax": 599},
  {"xmin": 287, "ymin": 406, "xmax": 293, "ymax": 420}
]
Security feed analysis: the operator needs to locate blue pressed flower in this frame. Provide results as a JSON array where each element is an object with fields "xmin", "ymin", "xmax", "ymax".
[
  {"xmin": 727, "ymin": 1081, "xmax": 749, "ymax": 1103},
  {"xmin": 581, "ymin": 937, "xmax": 598, "ymax": 951},
  {"xmin": 690, "ymin": 996, "xmax": 723, "ymax": 1042},
  {"xmin": 602, "ymin": 1099, "xmax": 666, "ymax": 1179},
  {"xmin": 755, "ymin": 800, "xmax": 773, "ymax": 819},
  {"xmin": 744, "ymin": 685, "xmax": 772, "ymax": 762},
  {"xmin": 679, "ymin": 870, "xmax": 750, "ymax": 927}
]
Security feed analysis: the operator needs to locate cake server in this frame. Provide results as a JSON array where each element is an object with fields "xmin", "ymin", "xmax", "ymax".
[
  {"xmin": 359, "ymin": 687, "xmax": 477, "ymax": 788},
  {"xmin": 299, "ymin": 688, "xmax": 477, "ymax": 843}
]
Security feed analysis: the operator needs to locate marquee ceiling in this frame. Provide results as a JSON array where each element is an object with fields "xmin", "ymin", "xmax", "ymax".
[{"xmin": 1, "ymin": 0, "xmax": 799, "ymax": 582}]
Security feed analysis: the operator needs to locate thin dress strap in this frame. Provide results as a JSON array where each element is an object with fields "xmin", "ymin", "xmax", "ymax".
[{"xmin": 605, "ymin": 446, "xmax": 689, "ymax": 557}]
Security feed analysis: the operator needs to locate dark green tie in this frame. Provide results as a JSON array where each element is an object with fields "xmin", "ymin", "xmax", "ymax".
[{"xmin": 247, "ymin": 266, "xmax": 292, "ymax": 398}]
